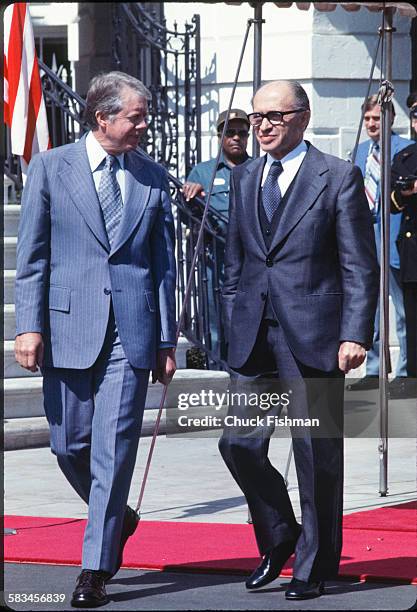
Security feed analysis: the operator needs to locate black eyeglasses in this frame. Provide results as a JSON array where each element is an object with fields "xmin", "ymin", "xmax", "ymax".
[
  {"xmin": 219, "ymin": 128, "xmax": 249, "ymax": 138},
  {"xmin": 247, "ymin": 109, "xmax": 307, "ymax": 127},
  {"xmin": 410, "ymin": 108, "xmax": 417, "ymax": 119}
]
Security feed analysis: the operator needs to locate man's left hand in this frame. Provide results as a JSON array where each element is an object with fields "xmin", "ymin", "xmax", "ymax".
[
  {"xmin": 152, "ymin": 348, "xmax": 177, "ymax": 385},
  {"xmin": 338, "ymin": 341, "xmax": 366, "ymax": 374}
]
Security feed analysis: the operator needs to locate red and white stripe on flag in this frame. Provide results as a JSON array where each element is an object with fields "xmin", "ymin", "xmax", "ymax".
[{"xmin": 4, "ymin": 2, "xmax": 50, "ymax": 176}]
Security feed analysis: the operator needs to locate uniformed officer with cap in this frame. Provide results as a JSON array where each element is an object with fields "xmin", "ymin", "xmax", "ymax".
[
  {"xmin": 182, "ymin": 108, "xmax": 251, "ymax": 360},
  {"xmin": 183, "ymin": 108, "xmax": 251, "ymax": 222},
  {"xmin": 390, "ymin": 143, "xmax": 417, "ymax": 398}
]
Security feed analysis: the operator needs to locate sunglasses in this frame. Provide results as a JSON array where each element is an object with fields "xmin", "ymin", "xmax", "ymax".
[{"xmin": 219, "ymin": 128, "xmax": 249, "ymax": 138}]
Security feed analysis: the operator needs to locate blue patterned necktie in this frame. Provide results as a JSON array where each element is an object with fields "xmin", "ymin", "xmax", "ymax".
[
  {"xmin": 262, "ymin": 161, "xmax": 283, "ymax": 222},
  {"xmin": 97, "ymin": 154, "xmax": 123, "ymax": 246},
  {"xmin": 364, "ymin": 142, "xmax": 380, "ymax": 213}
]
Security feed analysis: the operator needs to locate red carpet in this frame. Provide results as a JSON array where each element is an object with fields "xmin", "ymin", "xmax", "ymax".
[{"xmin": 4, "ymin": 501, "xmax": 416, "ymax": 584}]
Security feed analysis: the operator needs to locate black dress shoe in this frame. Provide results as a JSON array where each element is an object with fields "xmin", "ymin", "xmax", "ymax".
[
  {"xmin": 71, "ymin": 570, "xmax": 110, "ymax": 608},
  {"xmin": 246, "ymin": 539, "xmax": 297, "ymax": 590},
  {"xmin": 111, "ymin": 505, "xmax": 139, "ymax": 578},
  {"xmin": 346, "ymin": 375, "xmax": 379, "ymax": 391},
  {"xmin": 389, "ymin": 377, "xmax": 417, "ymax": 399},
  {"xmin": 285, "ymin": 578, "xmax": 325, "ymax": 600}
]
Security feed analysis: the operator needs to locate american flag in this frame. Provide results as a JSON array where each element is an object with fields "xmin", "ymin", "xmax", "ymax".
[{"xmin": 4, "ymin": 2, "xmax": 50, "ymax": 178}]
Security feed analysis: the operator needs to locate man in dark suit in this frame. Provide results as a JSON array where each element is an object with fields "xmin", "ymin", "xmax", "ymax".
[
  {"xmin": 15, "ymin": 72, "xmax": 177, "ymax": 607},
  {"xmin": 219, "ymin": 81, "xmax": 378, "ymax": 600}
]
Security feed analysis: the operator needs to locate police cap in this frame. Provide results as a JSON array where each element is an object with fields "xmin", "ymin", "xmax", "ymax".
[{"xmin": 217, "ymin": 108, "xmax": 250, "ymax": 131}]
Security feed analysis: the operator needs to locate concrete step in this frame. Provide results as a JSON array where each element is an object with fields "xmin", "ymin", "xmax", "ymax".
[
  {"xmin": 4, "ymin": 270, "xmax": 15, "ymax": 304},
  {"xmin": 3, "ymin": 236, "xmax": 17, "ymax": 270},
  {"xmin": 3, "ymin": 236, "xmax": 17, "ymax": 269},
  {"xmin": 4, "ymin": 408, "xmax": 174, "ymax": 451},
  {"xmin": 4, "ymin": 304, "xmax": 15, "ymax": 341},
  {"xmin": 174, "ymin": 336, "xmax": 192, "ymax": 369},
  {"xmin": 4, "ymin": 377, "xmax": 44, "ymax": 418},
  {"xmin": 3, "ymin": 204, "xmax": 20, "ymax": 237},
  {"xmin": 4, "ymin": 176, "xmax": 18, "ymax": 205},
  {"xmin": 4, "ymin": 369, "xmax": 230, "ymax": 419}
]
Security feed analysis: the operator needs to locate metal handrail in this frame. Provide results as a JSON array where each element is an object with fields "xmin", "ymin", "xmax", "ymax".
[
  {"xmin": 38, "ymin": 60, "xmax": 87, "ymax": 107},
  {"xmin": 113, "ymin": 2, "xmax": 201, "ymax": 177},
  {"xmin": 125, "ymin": 2, "xmax": 196, "ymax": 39}
]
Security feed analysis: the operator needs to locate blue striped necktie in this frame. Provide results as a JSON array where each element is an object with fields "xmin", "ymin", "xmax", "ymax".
[
  {"xmin": 262, "ymin": 161, "xmax": 283, "ymax": 222},
  {"xmin": 97, "ymin": 155, "xmax": 123, "ymax": 246}
]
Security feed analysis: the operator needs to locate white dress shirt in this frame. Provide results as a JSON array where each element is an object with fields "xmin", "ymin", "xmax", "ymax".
[
  {"xmin": 261, "ymin": 140, "xmax": 308, "ymax": 196},
  {"xmin": 86, "ymin": 131, "xmax": 126, "ymax": 203}
]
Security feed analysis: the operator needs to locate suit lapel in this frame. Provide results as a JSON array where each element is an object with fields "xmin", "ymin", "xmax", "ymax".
[
  {"xmin": 110, "ymin": 151, "xmax": 151, "ymax": 255},
  {"xmin": 240, "ymin": 157, "xmax": 266, "ymax": 254},
  {"xmin": 58, "ymin": 137, "xmax": 110, "ymax": 252},
  {"xmin": 269, "ymin": 144, "xmax": 328, "ymax": 252}
]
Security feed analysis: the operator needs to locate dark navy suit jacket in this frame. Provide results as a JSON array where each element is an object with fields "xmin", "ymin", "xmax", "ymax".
[{"xmin": 222, "ymin": 142, "xmax": 379, "ymax": 373}]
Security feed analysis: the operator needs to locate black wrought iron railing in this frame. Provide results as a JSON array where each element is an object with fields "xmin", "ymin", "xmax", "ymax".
[
  {"xmin": 112, "ymin": 2, "xmax": 201, "ymax": 179},
  {"xmin": 40, "ymin": 59, "xmax": 89, "ymax": 147},
  {"xmin": 167, "ymin": 174, "xmax": 228, "ymax": 369}
]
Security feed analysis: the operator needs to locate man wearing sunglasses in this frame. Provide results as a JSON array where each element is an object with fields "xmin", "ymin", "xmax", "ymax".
[
  {"xmin": 219, "ymin": 80, "xmax": 378, "ymax": 601},
  {"xmin": 182, "ymin": 109, "xmax": 251, "ymax": 359},
  {"xmin": 183, "ymin": 108, "xmax": 251, "ymax": 223}
]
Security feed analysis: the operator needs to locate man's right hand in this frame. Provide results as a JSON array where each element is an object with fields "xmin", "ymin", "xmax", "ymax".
[
  {"xmin": 15, "ymin": 333, "xmax": 44, "ymax": 372},
  {"xmin": 182, "ymin": 181, "xmax": 205, "ymax": 201}
]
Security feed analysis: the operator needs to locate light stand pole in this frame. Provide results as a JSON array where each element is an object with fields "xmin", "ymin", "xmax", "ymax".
[
  {"xmin": 378, "ymin": 6, "xmax": 395, "ymax": 497},
  {"xmin": 251, "ymin": 1, "xmax": 264, "ymax": 158}
]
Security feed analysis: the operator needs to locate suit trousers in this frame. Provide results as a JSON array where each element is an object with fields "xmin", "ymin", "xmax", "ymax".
[
  {"xmin": 219, "ymin": 319, "xmax": 344, "ymax": 582},
  {"xmin": 43, "ymin": 309, "xmax": 149, "ymax": 573},
  {"xmin": 403, "ymin": 282, "xmax": 417, "ymax": 378},
  {"xmin": 366, "ymin": 265, "xmax": 407, "ymax": 377}
]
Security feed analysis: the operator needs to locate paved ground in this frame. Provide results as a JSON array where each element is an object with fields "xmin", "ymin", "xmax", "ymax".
[
  {"xmin": 3, "ymin": 564, "xmax": 417, "ymax": 611},
  {"xmin": 4, "ymin": 432, "xmax": 417, "ymax": 611},
  {"xmin": 5, "ymin": 436, "xmax": 416, "ymax": 522}
]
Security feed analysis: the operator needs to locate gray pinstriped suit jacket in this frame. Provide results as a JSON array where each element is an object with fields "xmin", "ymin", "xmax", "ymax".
[{"xmin": 15, "ymin": 135, "xmax": 176, "ymax": 370}]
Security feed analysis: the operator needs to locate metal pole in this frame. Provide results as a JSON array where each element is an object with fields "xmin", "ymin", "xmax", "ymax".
[
  {"xmin": 135, "ymin": 19, "xmax": 254, "ymax": 516},
  {"xmin": 378, "ymin": 7, "xmax": 395, "ymax": 497},
  {"xmin": 252, "ymin": 2, "xmax": 264, "ymax": 158}
]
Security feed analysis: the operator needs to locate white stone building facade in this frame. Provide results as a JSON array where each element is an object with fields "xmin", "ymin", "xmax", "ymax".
[
  {"xmin": 27, "ymin": 2, "xmax": 414, "ymax": 171},
  {"xmin": 164, "ymin": 2, "xmax": 414, "ymax": 165}
]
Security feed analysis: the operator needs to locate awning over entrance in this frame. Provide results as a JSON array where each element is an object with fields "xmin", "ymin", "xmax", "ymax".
[{"xmin": 225, "ymin": 2, "xmax": 417, "ymax": 18}]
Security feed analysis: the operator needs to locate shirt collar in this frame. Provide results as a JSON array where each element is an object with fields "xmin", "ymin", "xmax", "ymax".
[
  {"xmin": 265, "ymin": 140, "xmax": 307, "ymax": 170},
  {"xmin": 86, "ymin": 131, "xmax": 125, "ymax": 172},
  {"xmin": 218, "ymin": 151, "xmax": 250, "ymax": 170}
]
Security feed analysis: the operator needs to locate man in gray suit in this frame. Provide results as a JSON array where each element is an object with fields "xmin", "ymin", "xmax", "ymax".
[
  {"xmin": 15, "ymin": 72, "xmax": 177, "ymax": 607},
  {"xmin": 219, "ymin": 81, "xmax": 378, "ymax": 600}
]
